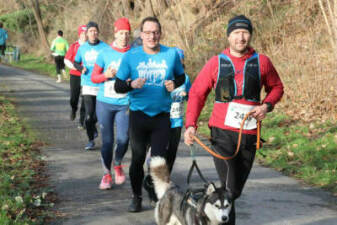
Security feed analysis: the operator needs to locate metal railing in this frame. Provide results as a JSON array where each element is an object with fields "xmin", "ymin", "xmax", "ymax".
[{"xmin": 1, "ymin": 45, "xmax": 20, "ymax": 62}]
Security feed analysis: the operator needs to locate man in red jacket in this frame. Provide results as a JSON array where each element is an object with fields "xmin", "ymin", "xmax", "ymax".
[
  {"xmin": 64, "ymin": 25, "xmax": 87, "ymax": 128},
  {"xmin": 184, "ymin": 15, "xmax": 284, "ymax": 225}
]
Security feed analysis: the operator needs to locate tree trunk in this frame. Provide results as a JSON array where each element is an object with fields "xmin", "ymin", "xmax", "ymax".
[
  {"xmin": 29, "ymin": 0, "xmax": 50, "ymax": 55},
  {"xmin": 144, "ymin": 0, "xmax": 155, "ymax": 17},
  {"xmin": 122, "ymin": 0, "xmax": 132, "ymax": 16},
  {"xmin": 154, "ymin": 0, "xmax": 168, "ymax": 15}
]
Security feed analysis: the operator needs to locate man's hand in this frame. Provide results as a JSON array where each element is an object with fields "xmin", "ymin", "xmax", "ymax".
[
  {"xmin": 104, "ymin": 67, "xmax": 117, "ymax": 78},
  {"xmin": 250, "ymin": 103, "xmax": 268, "ymax": 121},
  {"xmin": 131, "ymin": 78, "xmax": 146, "ymax": 89},
  {"xmin": 184, "ymin": 126, "xmax": 196, "ymax": 146},
  {"xmin": 164, "ymin": 80, "xmax": 175, "ymax": 92},
  {"xmin": 179, "ymin": 91, "xmax": 187, "ymax": 97},
  {"xmin": 82, "ymin": 67, "xmax": 87, "ymax": 74}
]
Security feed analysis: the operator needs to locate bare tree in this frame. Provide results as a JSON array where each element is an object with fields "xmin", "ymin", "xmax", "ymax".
[
  {"xmin": 122, "ymin": 0, "xmax": 132, "ymax": 16},
  {"xmin": 155, "ymin": 0, "xmax": 168, "ymax": 14},
  {"xmin": 144, "ymin": 0, "xmax": 155, "ymax": 17},
  {"xmin": 318, "ymin": 0, "xmax": 337, "ymax": 52},
  {"xmin": 28, "ymin": 0, "xmax": 50, "ymax": 54}
]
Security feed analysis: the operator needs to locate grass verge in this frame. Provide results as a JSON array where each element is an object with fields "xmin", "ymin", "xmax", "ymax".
[
  {"xmin": 9, "ymin": 54, "xmax": 69, "ymax": 81},
  {"xmin": 197, "ymin": 101, "xmax": 337, "ymax": 195},
  {"xmin": 257, "ymin": 113, "xmax": 337, "ymax": 194},
  {"xmin": 0, "ymin": 95, "xmax": 55, "ymax": 224}
]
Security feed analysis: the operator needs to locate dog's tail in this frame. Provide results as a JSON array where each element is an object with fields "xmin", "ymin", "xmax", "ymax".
[{"xmin": 150, "ymin": 156, "xmax": 171, "ymax": 200}]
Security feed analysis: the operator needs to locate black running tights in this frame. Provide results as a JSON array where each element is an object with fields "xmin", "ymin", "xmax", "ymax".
[
  {"xmin": 54, "ymin": 55, "xmax": 65, "ymax": 74},
  {"xmin": 83, "ymin": 95, "xmax": 97, "ymax": 141},
  {"xmin": 129, "ymin": 110, "xmax": 170, "ymax": 196}
]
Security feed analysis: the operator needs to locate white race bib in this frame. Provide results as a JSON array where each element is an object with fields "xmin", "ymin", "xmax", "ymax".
[
  {"xmin": 82, "ymin": 85, "xmax": 99, "ymax": 96},
  {"xmin": 104, "ymin": 80, "xmax": 127, "ymax": 99},
  {"xmin": 225, "ymin": 102, "xmax": 257, "ymax": 130},
  {"xmin": 170, "ymin": 102, "xmax": 184, "ymax": 119}
]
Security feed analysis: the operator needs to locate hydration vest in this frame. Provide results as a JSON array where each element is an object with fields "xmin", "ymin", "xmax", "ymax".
[{"xmin": 215, "ymin": 52, "xmax": 261, "ymax": 103}]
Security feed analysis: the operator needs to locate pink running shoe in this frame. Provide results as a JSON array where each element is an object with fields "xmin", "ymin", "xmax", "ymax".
[
  {"xmin": 114, "ymin": 165, "xmax": 126, "ymax": 185},
  {"xmin": 99, "ymin": 174, "xmax": 113, "ymax": 190}
]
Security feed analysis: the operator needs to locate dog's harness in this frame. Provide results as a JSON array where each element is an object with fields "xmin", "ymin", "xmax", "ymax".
[
  {"xmin": 180, "ymin": 186, "xmax": 210, "ymax": 225},
  {"xmin": 182, "ymin": 112, "xmax": 261, "ymax": 223}
]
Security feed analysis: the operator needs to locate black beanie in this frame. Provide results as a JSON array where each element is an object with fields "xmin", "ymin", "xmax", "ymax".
[
  {"xmin": 86, "ymin": 21, "xmax": 99, "ymax": 31},
  {"xmin": 227, "ymin": 15, "xmax": 252, "ymax": 36}
]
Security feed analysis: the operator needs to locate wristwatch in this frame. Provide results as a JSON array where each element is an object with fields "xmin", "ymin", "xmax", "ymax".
[{"xmin": 265, "ymin": 102, "xmax": 273, "ymax": 112}]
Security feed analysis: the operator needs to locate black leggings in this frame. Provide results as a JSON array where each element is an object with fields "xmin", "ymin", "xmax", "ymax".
[
  {"xmin": 166, "ymin": 127, "xmax": 182, "ymax": 173},
  {"xmin": 83, "ymin": 95, "xmax": 97, "ymax": 141},
  {"xmin": 54, "ymin": 55, "xmax": 65, "ymax": 74},
  {"xmin": 69, "ymin": 75, "xmax": 85, "ymax": 125},
  {"xmin": 211, "ymin": 127, "xmax": 256, "ymax": 225},
  {"xmin": 0, "ymin": 44, "xmax": 5, "ymax": 55},
  {"xmin": 129, "ymin": 110, "xmax": 170, "ymax": 196}
]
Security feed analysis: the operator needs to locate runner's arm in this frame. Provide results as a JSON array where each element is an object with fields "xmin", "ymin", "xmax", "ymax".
[
  {"xmin": 173, "ymin": 50, "xmax": 186, "ymax": 88},
  {"xmin": 64, "ymin": 59, "xmax": 75, "ymax": 70},
  {"xmin": 73, "ymin": 61, "xmax": 84, "ymax": 72},
  {"xmin": 64, "ymin": 44, "xmax": 75, "ymax": 69},
  {"xmin": 260, "ymin": 55, "xmax": 284, "ymax": 111},
  {"xmin": 50, "ymin": 39, "xmax": 55, "ymax": 51},
  {"xmin": 115, "ymin": 78, "xmax": 133, "ymax": 93},
  {"xmin": 114, "ymin": 54, "xmax": 132, "ymax": 93},
  {"xmin": 173, "ymin": 74, "xmax": 185, "ymax": 88},
  {"xmin": 91, "ymin": 63, "xmax": 107, "ymax": 83},
  {"xmin": 185, "ymin": 56, "xmax": 218, "ymax": 129}
]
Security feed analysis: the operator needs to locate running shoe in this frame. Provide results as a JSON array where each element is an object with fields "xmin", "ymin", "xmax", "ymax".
[
  {"xmin": 128, "ymin": 195, "xmax": 142, "ymax": 213},
  {"xmin": 99, "ymin": 173, "xmax": 113, "ymax": 190},
  {"xmin": 85, "ymin": 140, "xmax": 95, "ymax": 150},
  {"xmin": 114, "ymin": 165, "xmax": 126, "ymax": 185},
  {"xmin": 56, "ymin": 75, "xmax": 62, "ymax": 83}
]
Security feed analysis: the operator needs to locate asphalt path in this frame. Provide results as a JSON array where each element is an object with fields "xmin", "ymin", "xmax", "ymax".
[{"xmin": 1, "ymin": 64, "xmax": 336, "ymax": 225}]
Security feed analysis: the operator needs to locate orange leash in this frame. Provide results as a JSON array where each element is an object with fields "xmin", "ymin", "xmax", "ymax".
[{"xmin": 192, "ymin": 112, "xmax": 261, "ymax": 160}]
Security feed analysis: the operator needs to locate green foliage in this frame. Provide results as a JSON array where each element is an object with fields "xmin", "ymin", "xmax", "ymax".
[
  {"xmin": 197, "ymin": 102, "xmax": 337, "ymax": 194},
  {"xmin": 0, "ymin": 9, "xmax": 35, "ymax": 32},
  {"xmin": 258, "ymin": 114, "xmax": 337, "ymax": 193},
  {"xmin": 0, "ymin": 96, "xmax": 53, "ymax": 224}
]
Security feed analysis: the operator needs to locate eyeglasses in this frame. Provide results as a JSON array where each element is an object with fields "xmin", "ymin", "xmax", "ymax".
[{"xmin": 142, "ymin": 31, "xmax": 160, "ymax": 36}]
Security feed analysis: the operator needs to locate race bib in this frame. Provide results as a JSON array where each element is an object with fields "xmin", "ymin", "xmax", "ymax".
[
  {"xmin": 170, "ymin": 102, "xmax": 184, "ymax": 119},
  {"xmin": 82, "ymin": 85, "xmax": 99, "ymax": 96},
  {"xmin": 104, "ymin": 80, "xmax": 127, "ymax": 98},
  {"xmin": 225, "ymin": 102, "xmax": 257, "ymax": 130}
]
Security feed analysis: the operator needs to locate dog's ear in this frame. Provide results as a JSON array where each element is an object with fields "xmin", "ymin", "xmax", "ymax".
[{"xmin": 206, "ymin": 183, "xmax": 216, "ymax": 195}]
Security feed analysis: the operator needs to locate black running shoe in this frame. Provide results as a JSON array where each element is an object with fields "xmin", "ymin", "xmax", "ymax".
[
  {"xmin": 143, "ymin": 175, "xmax": 158, "ymax": 202},
  {"xmin": 128, "ymin": 196, "xmax": 142, "ymax": 213}
]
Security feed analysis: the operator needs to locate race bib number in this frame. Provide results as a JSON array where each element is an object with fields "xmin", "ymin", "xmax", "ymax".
[
  {"xmin": 170, "ymin": 102, "xmax": 184, "ymax": 119},
  {"xmin": 82, "ymin": 85, "xmax": 99, "ymax": 96},
  {"xmin": 225, "ymin": 102, "xmax": 257, "ymax": 130},
  {"xmin": 104, "ymin": 80, "xmax": 127, "ymax": 98}
]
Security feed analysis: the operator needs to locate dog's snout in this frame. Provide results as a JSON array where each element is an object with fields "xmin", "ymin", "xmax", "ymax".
[{"xmin": 222, "ymin": 216, "xmax": 229, "ymax": 223}]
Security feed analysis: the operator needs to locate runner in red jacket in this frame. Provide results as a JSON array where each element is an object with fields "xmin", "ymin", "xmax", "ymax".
[
  {"xmin": 184, "ymin": 15, "xmax": 284, "ymax": 225},
  {"xmin": 64, "ymin": 25, "xmax": 87, "ymax": 128}
]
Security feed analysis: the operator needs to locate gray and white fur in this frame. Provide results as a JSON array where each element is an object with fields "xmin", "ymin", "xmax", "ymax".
[{"xmin": 150, "ymin": 157, "xmax": 232, "ymax": 225}]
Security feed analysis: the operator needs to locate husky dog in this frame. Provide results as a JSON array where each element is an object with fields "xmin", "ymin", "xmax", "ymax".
[{"xmin": 150, "ymin": 157, "xmax": 232, "ymax": 225}]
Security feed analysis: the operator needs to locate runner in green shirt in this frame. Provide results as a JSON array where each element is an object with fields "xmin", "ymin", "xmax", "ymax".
[{"xmin": 51, "ymin": 30, "xmax": 69, "ymax": 83}]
